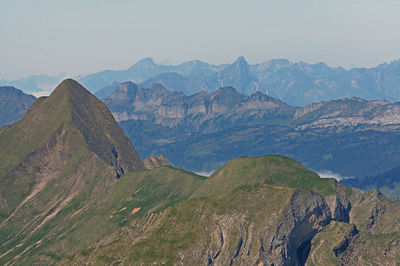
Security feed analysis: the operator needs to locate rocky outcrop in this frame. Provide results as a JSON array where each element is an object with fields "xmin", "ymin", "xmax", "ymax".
[
  {"xmin": 104, "ymin": 82, "xmax": 290, "ymax": 131},
  {"xmin": 260, "ymin": 190, "xmax": 332, "ymax": 266},
  {"xmin": 143, "ymin": 155, "xmax": 171, "ymax": 170},
  {"xmin": 326, "ymin": 182, "xmax": 352, "ymax": 222}
]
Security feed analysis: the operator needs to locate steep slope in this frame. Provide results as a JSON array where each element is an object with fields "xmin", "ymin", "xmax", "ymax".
[
  {"xmin": 0, "ymin": 86, "xmax": 36, "ymax": 127},
  {"xmin": 0, "ymin": 79, "xmax": 145, "ymax": 264},
  {"xmin": 61, "ymin": 155, "xmax": 337, "ymax": 265},
  {"xmin": 61, "ymin": 155, "xmax": 400, "ymax": 266},
  {"xmin": 0, "ymin": 165, "xmax": 205, "ymax": 265}
]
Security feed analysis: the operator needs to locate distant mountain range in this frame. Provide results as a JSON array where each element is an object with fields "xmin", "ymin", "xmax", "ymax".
[
  {"xmin": 0, "ymin": 86, "xmax": 36, "ymax": 127},
  {"xmin": 0, "ymin": 74, "xmax": 63, "ymax": 95},
  {"xmin": 4, "ymin": 57, "xmax": 400, "ymax": 106},
  {"xmin": 81, "ymin": 56, "xmax": 400, "ymax": 106},
  {"xmin": 103, "ymin": 82, "xmax": 400, "ymax": 197}
]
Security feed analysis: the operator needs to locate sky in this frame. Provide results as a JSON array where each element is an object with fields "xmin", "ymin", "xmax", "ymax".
[{"xmin": 1, "ymin": 0, "xmax": 400, "ymax": 80}]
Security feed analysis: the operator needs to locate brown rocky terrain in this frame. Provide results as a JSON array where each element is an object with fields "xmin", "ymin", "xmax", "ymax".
[{"xmin": 143, "ymin": 154, "xmax": 171, "ymax": 169}]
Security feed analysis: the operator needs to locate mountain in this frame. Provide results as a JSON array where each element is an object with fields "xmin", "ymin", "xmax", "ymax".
[
  {"xmin": 0, "ymin": 74, "xmax": 62, "ymax": 94},
  {"xmin": 2, "ymin": 88, "xmax": 400, "ymax": 266},
  {"xmin": 0, "ymin": 86, "xmax": 36, "ymax": 127},
  {"xmin": 60, "ymin": 155, "xmax": 400, "ymax": 265},
  {"xmin": 94, "ymin": 81, "xmax": 120, "ymax": 99},
  {"xmin": 79, "ymin": 58, "xmax": 226, "ymax": 93},
  {"xmin": 142, "ymin": 72, "xmax": 211, "ymax": 95},
  {"xmin": 0, "ymin": 79, "xmax": 147, "ymax": 264},
  {"xmin": 78, "ymin": 57, "xmax": 400, "ymax": 106},
  {"xmin": 105, "ymin": 81, "xmax": 291, "ymax": 130},
  {"xmin": 104, "ymin": 83, "xmax": 400, "ymax": 191}
]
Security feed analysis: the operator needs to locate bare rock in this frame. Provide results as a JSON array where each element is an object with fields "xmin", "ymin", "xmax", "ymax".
[{"xmin": 143, "ymin": 155, "xmax": 171, "ymax": 170}]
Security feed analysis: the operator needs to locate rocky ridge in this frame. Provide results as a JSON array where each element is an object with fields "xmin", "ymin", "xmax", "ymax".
[{"xmin": 59, "ymin": 155, "xmax": 400, "ymax": 265}]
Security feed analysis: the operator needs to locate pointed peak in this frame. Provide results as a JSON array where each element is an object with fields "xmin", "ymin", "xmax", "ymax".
[
  {"xmin": 234, "ymin": 56, "xmax": 248, "ymax": 65},
  {"xmin": 132, "ymin": 58, "xmax": 156, "ymax": 67},
  {"xmin": 52, "ymin": 79, "xmax": 89, "ymax": 97}
]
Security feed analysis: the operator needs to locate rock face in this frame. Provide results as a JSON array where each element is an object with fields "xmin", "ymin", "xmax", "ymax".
[
  {"xmin": 262, "ymin": 190, "xmax": 332, "ymax": 266},
  {"xmin": 112, "ymin": 84, "xmax": 400, "ymax": 188},
  {"xmin": 105, "ymin": 81, "xmax": 290, "ymax": 130},
  {"xmin": 143, "ymin": 155, "xmax": 171, "ymax": 169},
  {"xmin": 0, "ymin": 86, "xmax": 36, "ymax": 127}
]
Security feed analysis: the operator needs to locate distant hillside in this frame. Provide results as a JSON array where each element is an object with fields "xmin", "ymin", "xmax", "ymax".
[
  {"xmin": 104, "ymin": 82, "xmax": 400, "ymax": 188},
  {"xmin": 79, "ymin": 57, "xmax": 400, "ymax": 106},
  {"xmin": 341, "ymin": 166, "xmax": 400, "ymax": 198},
  {"xmin": 0, "ymin": 86, "xmax": 36, "ymax": 127}
]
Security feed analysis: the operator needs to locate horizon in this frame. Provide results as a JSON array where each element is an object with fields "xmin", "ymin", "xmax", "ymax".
[
  {"xmin": 2, "ymin": 55, "xmax": 400, "ymax": 83},
  {"xmin": 1, "ymin": 0, "xmax": 400, "ymax": 80}
]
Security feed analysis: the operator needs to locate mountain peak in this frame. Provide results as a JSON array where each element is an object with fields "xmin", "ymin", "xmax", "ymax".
[
  {"xmin": 51, "ymin": 78, "xmax": 90, "ymax": 98},
  {"xmin": 234, "ymin": 56, "xmax": 248, "ymax": 66},
  {"xmin": 29, "ymin": 79, "xmax": 145, "ymax": 177},
  {"xmin": 131, "ymin": 57, "xmax": 156, "ymax": 69}
]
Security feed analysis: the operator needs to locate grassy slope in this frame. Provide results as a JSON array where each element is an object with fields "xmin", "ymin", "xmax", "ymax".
[
  {"xmin": 60, "ymin": 184, "xmax": 295, "ymax": 265},
  {"xmin": 0, "ymin": 166, "xmax": 205, "ymax": 265},
  {"xmin": 193, "ymin": 154, "xmax": 336, "ymax": 198}
]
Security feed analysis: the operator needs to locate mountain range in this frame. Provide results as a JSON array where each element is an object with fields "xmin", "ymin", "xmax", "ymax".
[
  {"xmin": 103, "ymin": 82, "xmax": 400, "ymax": 198},
  {"xmin": 5, "ymin": 57, "xmax": 400, "ymax": 107},
  {"xmin": 2, "ymin": 79, "xmax": 400, "ymax": 264},
  {"xmin": 81, "ymin": 56, "xmax": 400, "ymax": 106}
]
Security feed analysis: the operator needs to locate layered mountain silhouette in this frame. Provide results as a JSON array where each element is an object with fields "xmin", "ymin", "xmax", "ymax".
[
  {"xmin": 78, "ymin": 57, "xmax": 400, "ymax": 106},
  {"xmin": 103, "ymin": 82, "xmax": 400, "ymax": 195},
  {"xmin": 0, "ymin": 86, "xmax": 36, "ymax": 127}
]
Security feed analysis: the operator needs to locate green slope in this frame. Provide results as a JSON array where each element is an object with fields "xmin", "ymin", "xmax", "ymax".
[
  {"xmin": 0, "ymin": 79, "xmax": 145, "ymax": 264},
  {"xmin": 193, "ymin": 154, "xmax": 336, "ymax": 198},
  {"xmin": 0, "ymin": 166, "xmax": 205, "ymax": 265},
  {"xmin": 60, "ymin": 184, "xmax": 297, "ymax": 265}
]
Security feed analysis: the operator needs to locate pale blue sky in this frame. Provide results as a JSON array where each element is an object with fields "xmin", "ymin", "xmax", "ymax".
[{"xmin": 1, "ymin": 0, "xmax": 400, "ymax": 79}]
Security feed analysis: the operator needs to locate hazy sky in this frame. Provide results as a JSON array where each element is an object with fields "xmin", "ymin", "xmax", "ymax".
[{"xmin": 1, "ymin": 0, "xmax": 400, "ymax": 79}]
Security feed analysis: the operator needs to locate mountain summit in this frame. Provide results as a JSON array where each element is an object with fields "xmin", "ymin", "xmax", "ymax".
[
  {"xmin": 0, "ymin": 79, "xmax": 144, "ymax": 262},
  {"xmin": 48, "ymin": 79, "xmax": 144, "ymax": 176}
]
